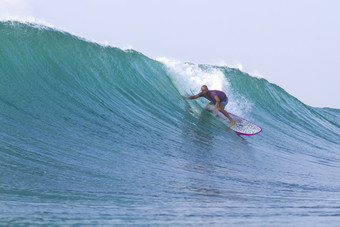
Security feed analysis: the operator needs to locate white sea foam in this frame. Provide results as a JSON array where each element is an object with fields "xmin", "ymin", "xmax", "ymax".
[
  {"xmin": 157, "ymin": 57, "xmax": 253, "ymax": 117},
  {"xmin": 157, "ymin": 57, "xmax": 229, "ymax": 94}
]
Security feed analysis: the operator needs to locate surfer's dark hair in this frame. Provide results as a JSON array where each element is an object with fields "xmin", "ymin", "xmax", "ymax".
[{"xmin": 202, "ymin": 85, "xmax": 208, "ymax": 90}]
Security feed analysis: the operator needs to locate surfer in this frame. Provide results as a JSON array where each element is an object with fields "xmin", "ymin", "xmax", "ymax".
[{"xmin": 182, "ymin": 85, "xmax": 235, "ymax": 126}]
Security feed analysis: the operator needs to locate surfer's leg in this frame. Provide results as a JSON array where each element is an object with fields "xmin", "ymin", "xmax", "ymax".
[
  {"xmin": 205, "ymin": 102, "xmax": 212, "ymax": 111},
  {"xmin": 218, "ymin": 104, "xmax": 235, "ymax": 126}
]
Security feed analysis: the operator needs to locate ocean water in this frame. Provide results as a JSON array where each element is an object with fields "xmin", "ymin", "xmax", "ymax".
[{"xmin": 1, "ymin": 21, "xmax": 340, "ymax": 226}]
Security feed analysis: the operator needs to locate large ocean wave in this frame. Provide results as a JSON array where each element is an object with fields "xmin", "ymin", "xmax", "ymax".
[{"xmin": 1, "ymin": 21, "xmax": 340, "ymax": 225}]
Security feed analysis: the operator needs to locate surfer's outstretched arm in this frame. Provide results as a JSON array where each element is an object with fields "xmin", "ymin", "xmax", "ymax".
[{"xmin": 182, "ymin": 94, "xmax": 199, "ymax": 100}]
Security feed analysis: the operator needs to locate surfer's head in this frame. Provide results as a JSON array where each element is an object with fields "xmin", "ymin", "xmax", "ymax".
[{"xmin": 201, "ymin": 85, "xmax": 209, "ymax": 95}]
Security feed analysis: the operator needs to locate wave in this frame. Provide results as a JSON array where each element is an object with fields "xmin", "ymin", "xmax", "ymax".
[{"xmin": 1, "ymin": 21, "xmax": 340, "ymax": 225}]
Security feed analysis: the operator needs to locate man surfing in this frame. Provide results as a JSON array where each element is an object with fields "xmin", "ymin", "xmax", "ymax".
[{"xmin": 182, "ymin": 85, "xmax": 235, "ymax": 126}]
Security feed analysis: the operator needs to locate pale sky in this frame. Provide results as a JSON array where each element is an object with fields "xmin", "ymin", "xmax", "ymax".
[{"xmin": 1, "ymin": 0, "xmax": 339, "ymax": 108}]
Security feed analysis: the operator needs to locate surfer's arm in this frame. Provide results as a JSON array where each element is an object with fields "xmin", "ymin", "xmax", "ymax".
[
  {"xmin": 182, "ymin": 94, "xmax": 199, "ymax": 100},
  {"xmin": 213, "ymin": 95, "xmax": 220, "ymax": 114}
]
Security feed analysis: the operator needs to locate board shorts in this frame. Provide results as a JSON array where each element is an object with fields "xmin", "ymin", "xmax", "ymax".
[
  {"xmin": 210, "ymin": 99, "xmax": 228, "ymax": 107},
  {"xmin": 220, "ymin": 100, "xmax": 228, "ymax": 107}
]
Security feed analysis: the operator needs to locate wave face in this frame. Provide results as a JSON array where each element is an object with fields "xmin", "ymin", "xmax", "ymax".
[{"xmin": 1, "ymin": 21, "xmax": 340, "ymax": 225}]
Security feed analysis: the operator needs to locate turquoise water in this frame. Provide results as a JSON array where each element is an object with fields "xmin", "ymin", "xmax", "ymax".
[{"xmin": 1, "ymin": 21, "xmax": 340, "ymax": 226}]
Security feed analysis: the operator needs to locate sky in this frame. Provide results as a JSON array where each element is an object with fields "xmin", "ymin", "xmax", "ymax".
[{"xmin": 1, "ymin": 0, "xmax": 339, "ymax": 108}]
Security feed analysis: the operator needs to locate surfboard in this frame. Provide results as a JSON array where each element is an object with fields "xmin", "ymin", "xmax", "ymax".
[
  {"xmin": 227, "ymin": 113, "xmax": 262, "ymax": 135},
  {"xmin": 213, "ymin": 110, "xmax": 262, "ymax": 135}
]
